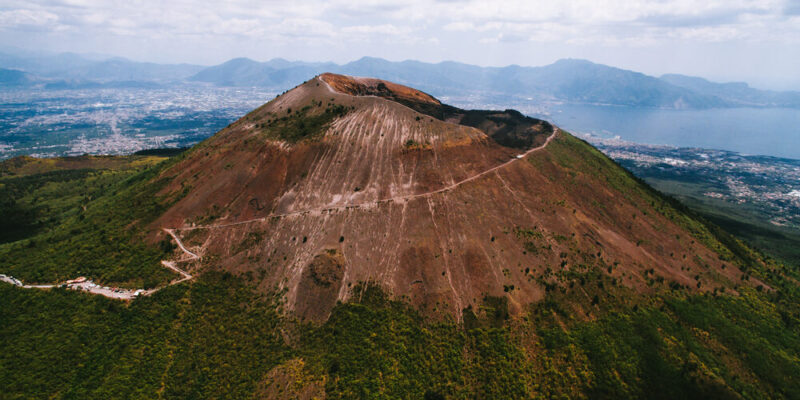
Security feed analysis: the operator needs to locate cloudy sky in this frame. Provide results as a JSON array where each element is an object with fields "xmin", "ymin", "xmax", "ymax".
[{"xmin": 2, "ymin": 0, "xmax": 799, "ymax": 89}]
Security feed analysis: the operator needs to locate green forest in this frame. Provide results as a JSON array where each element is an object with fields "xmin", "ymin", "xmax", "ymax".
[
  {"xmin": 2, "ymin": 269, "xmax": 800, "ymax": 399},
  {"xmin": 0, "ymin": 155, "xmax": 181, "ymax": 287},
  {"xmin": 1, "ymin": 150, "xmax": 800, "ymax": 399}
]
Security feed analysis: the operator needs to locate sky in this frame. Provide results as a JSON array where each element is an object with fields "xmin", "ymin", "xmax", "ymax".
[{"xmin": 1, "ymin": 0, "xmax": 799, "ymax": 89}]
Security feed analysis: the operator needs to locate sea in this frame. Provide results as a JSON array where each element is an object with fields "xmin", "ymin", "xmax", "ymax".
[{"xmin": 546, "ymin": 105, "xmax": 800, "ymax": 159}]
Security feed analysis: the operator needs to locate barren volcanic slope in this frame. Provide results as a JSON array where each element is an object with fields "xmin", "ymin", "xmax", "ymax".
[
  {"xmin": 5, "ymin": 74, "xmax": 800, "ymax": 399},
  {"xmin": 148, "ymin": 73, "xmax": 760, "ymax": 320}
]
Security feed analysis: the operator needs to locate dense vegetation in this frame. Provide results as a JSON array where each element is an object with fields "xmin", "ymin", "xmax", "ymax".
[
  {"xmin": 0, "ymin": 272, "xmax": 290, "ymax": 399},
  {"xmin": 0, "ymin": 155, "xmax": 182, "ymax": 287},
  {"xmin": 1, "ymin": 141, "xmax": 799, "ymax": 398},
  {"xmin": 0, "ymin": 168, "xmax": 97, "ymax": 243},
  {"xmin": 2, "ymin": 270, "xmax": 799, "ymax": 399}
]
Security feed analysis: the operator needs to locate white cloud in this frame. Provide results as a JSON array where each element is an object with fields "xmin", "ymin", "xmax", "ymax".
[
  {"xmin": 442, "ymin": 21, "xmax": 474, "ymax": 31},
  {"xmin": 341, "ymin": 24, "xmax": 408, "ymax": 35},
  {"xmin": 0, "ymin": 8, "xmax": 59, "ymax": 28},
  {"xmin": 1, "ymin": 0, "xmax": 795, "ymax": 45},
  {"xmin": 0, "ymin": 0, "xmax": 797, "ymax": 85}
]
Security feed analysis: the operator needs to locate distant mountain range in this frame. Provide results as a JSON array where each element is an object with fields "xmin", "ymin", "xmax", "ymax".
[
  {"xmin": 0, "ymin": 52, "xmax": 203, "ymax": 84},
  {"xmin": 1, "ymin": 51, "xmax": 799, "ymax": 109}
]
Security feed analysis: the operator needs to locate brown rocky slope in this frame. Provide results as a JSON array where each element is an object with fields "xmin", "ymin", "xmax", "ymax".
[{"xmin": 150, "ymin": 73, "xmax": 759, "ymax": 320}]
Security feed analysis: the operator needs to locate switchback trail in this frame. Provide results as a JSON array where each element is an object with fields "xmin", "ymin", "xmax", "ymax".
[
  {"xmin": 0, "ymin": 231, "xmax": 198, "ymax": 300},
  {"xmin": 164, "ymin": 228, "xmax": 200, "ymax": 259}
]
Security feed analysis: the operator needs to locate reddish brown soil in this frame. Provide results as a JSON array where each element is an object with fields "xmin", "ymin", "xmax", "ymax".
[
  {"xmin": 150, "ymin": 74, "xmax": 756, "ymax": 320},
  {"xmin": 320, "ymin": 72, "xmax": 440, "ymax": 106}
]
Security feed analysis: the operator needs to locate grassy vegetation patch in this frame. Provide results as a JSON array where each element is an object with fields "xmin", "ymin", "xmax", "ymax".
[
  {"xmin": 404, "ymin": 138, "xmax": 432, "ymax": 150},
  {"xmin": 233, "ymin": 230, "xmax": 265, "ymax": 254},
  {"xmin": 258, "ymin": 103, "xmax": 350, "ymax": 143}
]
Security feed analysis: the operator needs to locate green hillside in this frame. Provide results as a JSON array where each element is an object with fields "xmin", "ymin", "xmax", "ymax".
[
  {"xmin": 0, "ymin": 154, "xmax": 182, "ymax": 287},
  {"xmin": 2, "ymin": 269, "xmax": 800, "ymax": 399},
  {"xmin": 1, "ymin": 142, "xmax": 799, "ymax": 399}
]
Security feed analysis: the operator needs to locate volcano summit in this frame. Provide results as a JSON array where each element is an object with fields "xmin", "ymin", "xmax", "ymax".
[{"xmin": 146, "ymin": 73, "xmax": 758, "ymax": 321}]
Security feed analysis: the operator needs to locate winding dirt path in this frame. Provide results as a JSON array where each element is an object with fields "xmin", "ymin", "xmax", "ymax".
[
  {"xmin": 161, "ymin": 261, "xmax": 193, "ymax": 284},
  {"xmin": 1, "ymin": 126, "xmax": 556, "ymax": 299},
  {"xmin": 0, "ymin": 230, "xmax": 198, "ymax": 300},
  {"xmin": 1, "ymin": 76, "xmax": 558, "ymax": 300},
  {"xmin": 164, "ymin": 228, "xmax": 200, "ymax": 259},
  {"xmin": 176, "ymin": 127, "xmax": 559, "ymax": 232}
]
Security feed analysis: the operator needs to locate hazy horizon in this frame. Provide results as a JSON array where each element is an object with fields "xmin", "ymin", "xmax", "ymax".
[
  {"xmin": 4, "ymin": 46, "xmax": 799, "ymax": 93},
  {"xmin": 2, "ymin": 0, "xmax": 799, "ymax": 91}
]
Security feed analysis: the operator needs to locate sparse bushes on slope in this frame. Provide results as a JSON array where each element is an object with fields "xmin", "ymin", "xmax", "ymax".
[{"xmin": 258, "ymin": 103, "xmax": 351, "ymax": 143}]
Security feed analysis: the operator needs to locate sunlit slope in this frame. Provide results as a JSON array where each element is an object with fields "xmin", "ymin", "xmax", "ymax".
[{"xmin": 144, "ymin": 74, "xmax": 763, "ymax": 320}]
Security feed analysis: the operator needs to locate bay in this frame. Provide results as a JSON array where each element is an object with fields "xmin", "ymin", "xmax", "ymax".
[{"xmin": 548, "ymin": 104, "xmax": 800, "ymax": 159}]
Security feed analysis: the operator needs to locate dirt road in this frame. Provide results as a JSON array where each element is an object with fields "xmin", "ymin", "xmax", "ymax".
[
  {"xmin": 164, "ymin": 228, "xmax": 200, "ymax": 259},
  {"xmin": 0, "ymin": 231, "xmax": 197, "ymax": 300},
  {"xmin": 177, "ymin": 127, "xmax": 559, "ymax": 232}
]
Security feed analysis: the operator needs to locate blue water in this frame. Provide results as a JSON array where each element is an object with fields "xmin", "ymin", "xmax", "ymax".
[{"xmin": 548, "ymin": 105, "xmax": 800, "ymax": 159}]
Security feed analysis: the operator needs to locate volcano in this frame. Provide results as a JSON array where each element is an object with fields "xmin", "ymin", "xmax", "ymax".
[{"xmin": 151, "ymin": 73, "xmax": 757, "ymax": 320}]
